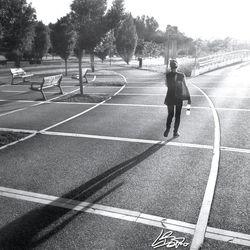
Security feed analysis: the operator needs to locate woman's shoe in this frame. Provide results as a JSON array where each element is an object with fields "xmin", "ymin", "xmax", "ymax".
[
  {"xmin": 164, "ymin": 128, "xmax": 170, "ymax": 137},
  {"xmin": 173, "ymin": 131, "xmax": 180, "ymax": 137}
]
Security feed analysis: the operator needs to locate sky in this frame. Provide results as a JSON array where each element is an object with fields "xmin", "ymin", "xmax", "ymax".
[{"xmin": 28, "ymin": 0, "xmax": 250, "ymax": 42}]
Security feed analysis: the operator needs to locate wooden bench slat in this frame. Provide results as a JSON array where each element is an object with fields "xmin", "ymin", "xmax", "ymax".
[
  {"xmin": 10, "ymin": 68, "xmax": 34, "ymax": 84},
  {"xmin": 71, "ymin": 68, "xmax": 88, "ymax": 83},
  {"xmin": 30, "ymin": 74, "xmax": 63, "ymax": 100}
]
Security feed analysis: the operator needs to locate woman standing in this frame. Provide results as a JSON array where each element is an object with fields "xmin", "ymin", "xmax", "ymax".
[{"xmin": 164, "ymin": 59, "xmax": 191, "ymax": 137}]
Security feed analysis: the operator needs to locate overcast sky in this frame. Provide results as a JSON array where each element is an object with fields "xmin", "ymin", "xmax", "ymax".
[{"xmin": 28, "ymin": 0, "xmax": 250, "ymax": 41}]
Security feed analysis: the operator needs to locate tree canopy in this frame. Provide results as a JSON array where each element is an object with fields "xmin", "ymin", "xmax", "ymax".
[
  {"xmin": 50, "ymin": 16, "xmax": 76, "ymax": 75},
  {"xmin": 32, "ymin": 21, "xmax": 50, "ymax": 61},
  {"xmin": 0, "ymin": 0, "xmax": 36, "ymax": 66},
  {"xmin": 134, "ymin": 15, "xmax": 159, "ymax": 42},
  {"xmin": 116, "ymin": 13, "xmax": 138, "ymax": 64},
  {"xmin": 106, "ymin": 0, "xmax": 125, "ymax": 31},
  {"xmin": 71, "ymin": 0, "xmax": 107, "ymax": 53}
]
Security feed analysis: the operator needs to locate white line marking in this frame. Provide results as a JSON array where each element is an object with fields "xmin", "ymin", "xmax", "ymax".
[
  {"xmin": 0, "ymin": 186, "xmax": 249, "ymax": 247},
  {"xmin": 0, "ymin": 88, "xmax": 80, "ymax": 117},
  {"xmin": 125, "ymin": 86, "xmax": 250, "ymax": 90},
  {"xmin": 0, "ymin": 74, "xmax": 97, "ymax": 116},
  {"xmin": 0, "ymin": 128, "xmax": 37, "ymax": 133},
  {"xmin": 41, "ymin": 130, "xmax": 213, "ymax": 149},
  {"xmin": 46, "ymin": 87, "xmax": 80, "ymax": 102},
  {"xmin": 40, "ymin": 102, "xmax": 105, "ymax": 132},
  {"xmin": 116, "ymin": 93, "xmax": 250, "ymax": 99},
  {"xmin": 0, "ymin": 132, "xmax": 37, "ymax": 150},
  {"xmin": 116, "ymin": 72, "xmax": 127, "ymax": 84},
  {"xmin": 190, "ymin": 84, "xmax": 221, "ymax": 250},
  {"xmin": 40, "ymin": 84, "xmax": 126, "ymax": 132},
  {"xmin": 220, "ymin": 146, "xmax": 250, "ymax": 154},
  {"xmin": 1, "ymin": 127, "xmax": 249, "ymax": 154},
  {"xmin": 0, "ymin": 89, "xmax": 78, "ymax": 93},
  {"xmin": 1, "ymin": 99, "xmax": 250, "ymax": 112},
  {"xmin": 0, "ymin": 90, "xmax": 29, "ymax": 93},
  {"xmin": 0, "ymin": 99, "xmax": 38, "ymax": 103},
  {"xmin": 0, "ymin": 107, "xmax": 28, "ymax": 117}
]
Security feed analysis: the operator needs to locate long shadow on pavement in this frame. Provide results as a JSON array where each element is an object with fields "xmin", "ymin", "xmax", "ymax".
[{"xmin": 0, "ymin": 140, "xmax": 174, "ymax": 249}]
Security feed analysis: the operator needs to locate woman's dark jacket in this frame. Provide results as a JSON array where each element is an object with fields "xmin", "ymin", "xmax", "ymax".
[{"xmin": 164, "ymin": 71, "xmax": 191, "ymax": 106}]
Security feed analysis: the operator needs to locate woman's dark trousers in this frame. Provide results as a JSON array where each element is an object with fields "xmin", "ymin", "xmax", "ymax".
[{"xmin": 166, "ymin": 105, "xmax": 182, "ymax": 133}]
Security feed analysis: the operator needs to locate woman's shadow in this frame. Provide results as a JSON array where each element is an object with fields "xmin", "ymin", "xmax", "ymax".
[{"xmin": 0, "ymin": 139, "xmax": 174, "ymax": 249}]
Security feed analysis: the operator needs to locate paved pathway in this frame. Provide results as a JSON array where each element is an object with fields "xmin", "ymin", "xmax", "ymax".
[{"xmin": 0, "ymin": 64, "xmax": 249, "ymax": 249}]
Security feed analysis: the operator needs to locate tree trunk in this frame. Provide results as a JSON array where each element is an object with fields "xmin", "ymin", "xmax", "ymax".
[
  {"xmin": 109, "ymin": 49, "xmax": 112, "ymax": 66},
  {"xmin": 65, "ymin": 59, "xmax": 68, "ymax": 76},
  {"xmin": 78, "ymin": 52, "xmax": 84, "ymax": 95},
  {"xmin": 90, "ymin": 52, "xmax": 95, "ymax": 72}
]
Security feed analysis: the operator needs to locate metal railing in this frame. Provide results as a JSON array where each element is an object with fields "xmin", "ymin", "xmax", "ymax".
[{"xmin": 191, "ymin": 50, "xmax": 250, "ymax": 76}]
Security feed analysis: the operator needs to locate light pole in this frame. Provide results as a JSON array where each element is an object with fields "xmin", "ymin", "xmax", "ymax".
[{"xmin": 165, "ymin": 25, "xmax": 177, "ymax": 71}]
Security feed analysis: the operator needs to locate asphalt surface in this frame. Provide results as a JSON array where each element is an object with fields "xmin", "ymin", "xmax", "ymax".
[{"xmin": 0, "ymin": 63, "xmax": 249, "ymax": 249}]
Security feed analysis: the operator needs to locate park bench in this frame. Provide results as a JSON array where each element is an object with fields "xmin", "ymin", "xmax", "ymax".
[
  {"xmin": 71, "ymin": 68, "xmax": 89, "ymax": 83},
  {"xmin": 10, "ymin": 68, "xmax": 34, "ymax": 85},
  {"xmin": 30, "ymin": 74, "xmax": 63, "ymax": 100}
]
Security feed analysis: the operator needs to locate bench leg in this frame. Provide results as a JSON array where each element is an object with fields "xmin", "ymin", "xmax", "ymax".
[
  {"xmin": 84, "ymin": 76, "xmax": 88, "ymax": 84},
  {"xmin": 41, "ymin": 90, "xmax": 47, "ymax": 100},
  {"xmin": 11, "ymin": 78, "xmax": 14, "ymax": 85}
]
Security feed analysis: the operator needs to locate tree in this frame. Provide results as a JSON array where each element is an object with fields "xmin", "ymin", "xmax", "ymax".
[
  {"xmin": 106, "ymin": 0, "xmax": 125, "ymax": 32},
  {"xmin": 32, "ymin": 21, "xmax": 50, "ymax": 62},
  {"xmin": 71, "ymin": 0, "xmax": 108, "ymax": 94},
  {"xmin": 0, "ymin": 0, "xmax": 36, "ymax": 66},
  {"xmin": 134, "ymin": 15, "xmax": 159, "ymax": 42},
  {"xmin": 94, "ymin": 30, "xmax": 115, "ymax": 63},
  {"xmin": 116, "ymin": 13, "xmax": 138, "ymax": 64},
  {"xmin": 50, "ymin": 16, "xmax": 76, "ymax": 75}
]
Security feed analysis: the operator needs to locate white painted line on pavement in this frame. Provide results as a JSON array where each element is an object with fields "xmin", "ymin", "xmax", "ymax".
[
  {"xmin": 40, "ymin": 71, "xmax": 126, "ymax": 131},
  {"xmin": 0, "ymin": 128, "xmax": 37, "ymax": 133},
  {"xmin": 46, "ymin": 87, "xmax": 80, "ymax": 102},
  {"xmin": 44, "ymin": 72, "xmax": 97, "ymax": 102},
  {"xmin": 117, "ymin": 93, "xmax": 250, "ymax": 99},
  {"xmin": 125, "ymin": 86, "xmax": 250, "ymax": 90},
  {"xmin": 0, "ymin": 89, "xmax": 78, "ymax": 93},
  {"xmin": 29, "ymin": 101, "xmax": 250, "ymax": 112},
  {"xmin": 0, "ymin": 99, "xmax": 38, "ymax": 103},
  {"xmin": 0, "ymin": 90, "xmax": 29, "ymax": 93},
  {"xmin": 116, "ymin": 72, "xmax": 127, "ymax": 84},
  {"xmin": 0, "ymin": 107, "xmax": 28, "ymax": 117},
  {"xmin": 0, "ymin": 132, "xmax": 37, "ymax": 150},
  {"xmin": 40, "ymin": 84, "xmax": 126, "ymax": 132},
  {"xmin": 2, "ymin": 98, "xmax": 250, "ymax": 112},
  {"xmin": 220, "ymin": 146, "xmax": 250, "ymax": 154},
  {"xmin": 190, "ymin": 84, "xmax": 221, "ymax": 250},
  {"xmin": 41, "ymin": 130, "xmax": 213, "ymax": 150},
  {"xmin": 0, "ymin": 186, "xmax": 249, "ymax": 247},
  {"xmin": 0, "ymin": 87, "xmax": 82, "ymax": 117},
  {"xmin": 0, "ymin": 74, "xmax": 96, "ymax": 116},
  {"xmin": 40, "ymin": 102, "xmax": 105, "ymax": 132},
  {"xmin": 41, "ymin": 131, "xmax": 163, "ymax": 144},
  {"xmin": 1, "ymin": 127, "xmax": 249, "ymax": 154}
]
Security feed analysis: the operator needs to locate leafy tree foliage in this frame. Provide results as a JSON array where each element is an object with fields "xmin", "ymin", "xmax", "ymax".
[
  {"xmin": 0, "ymin": 0, "xmax": 36, "ymax": 66},
  {"xmin": 116, "ymin": 14, "xmax": 138, "ymax": 64},
  {"xmin": 70, "ymin": 0, "xmax": 107, "ymax": 93},
  {"xmin": 50, "ymin": 16, "xmax": 76, "ymax": 75},
  {"xmin": 94, "ymin": 30, "xmax": 115, "ymax": 62},
  {"xmin": 106, "ymin": 0, "xmax": 125, "ymax": 31},
  {"xmin": 32, "ymin": 21, "xmax": 50, "ymax": 61},
  {"xmin": 134, "ymin": 15, "xmax": 159, "ymax": 42},
  {"xmin": 71, "ymin": 0, "xmax": 107, "ymax": 56}
]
